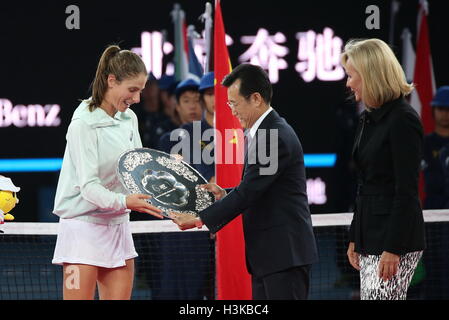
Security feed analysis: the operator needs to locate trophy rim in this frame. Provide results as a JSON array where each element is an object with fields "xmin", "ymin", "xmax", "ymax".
[{"xmin": 116, "ymin": 147, "xmax": 212, "ymax": 218}]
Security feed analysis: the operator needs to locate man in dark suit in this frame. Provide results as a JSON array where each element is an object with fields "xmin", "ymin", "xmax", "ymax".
[{"xmin": 172, "ymin": 64, "xmax": 318, "ymax": 299}]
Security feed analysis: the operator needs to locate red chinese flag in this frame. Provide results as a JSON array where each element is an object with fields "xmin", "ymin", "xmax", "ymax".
[
  {"xmin": 213, "ymin": 0, "xmax": 252, "ymax": 300},
  {"xmin": 413, "ymin": 1, "xmax": 435, "ymax": 135},
  {"xmin": 412, "ymin": 1, "xmax": 436, "ymax": 202}
]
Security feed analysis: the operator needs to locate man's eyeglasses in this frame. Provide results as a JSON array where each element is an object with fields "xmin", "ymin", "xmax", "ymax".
[{"xmin": 226, "ymin": 94, "xmax": 252, "ymax": 109}]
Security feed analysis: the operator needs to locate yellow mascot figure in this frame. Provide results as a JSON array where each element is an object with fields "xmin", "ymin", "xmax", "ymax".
[{"xmin": 0, "ymin": 175, "xmax": 20, "ymax": 226}]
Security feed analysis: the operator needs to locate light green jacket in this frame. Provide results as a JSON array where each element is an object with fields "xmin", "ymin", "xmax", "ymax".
[{"xmin": 53, "ymin": 100, "xmax": 142, "ymax": 225}]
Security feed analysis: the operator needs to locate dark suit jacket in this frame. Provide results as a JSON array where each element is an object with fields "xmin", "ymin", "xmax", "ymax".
[
  {"xmin": 199, "ymin": 110, "xmax": 318, "ymax": 277},
  {"xmin": 349, "ymin": 97, "xmax": 426, "ymax": 255}
]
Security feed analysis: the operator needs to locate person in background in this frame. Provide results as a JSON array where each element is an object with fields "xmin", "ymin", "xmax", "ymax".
[
  {"xmin": 133, "ymin": 73, "xmax": 167, "ymax": 149},
  {"xmin": 159, "ymin": 74, "xmax": 179, "ymax": 126},
  {"xmin": 422, "ymin": 85, "xmax": 449, "ymax": 299},
  {"xmin": 177, "ymin": 71, "xmax": 216, "ymax": 182},
  {"xmin": 142, "ymin": 74, "xmax": 180, "ymax": 149},
  {"xmin": 157, "ymin": 78, "xmax": 202, "ymax": 154},
  {"xmin": 422, "ymin": 86, "xmax": 449, "ymax": 209},
  {"xmin": 342, "ymin": 38, "xmax": 425, "ymax": 300},
  {"xmin": 51, "ymin": 45, "xmax": 163, "ymax": 300}
]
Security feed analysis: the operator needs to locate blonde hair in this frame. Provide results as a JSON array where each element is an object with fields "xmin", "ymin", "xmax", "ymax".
[
  {"xmin": 88, "ymin": 45, "xmax": 147, "ymax": 111},
  {"xmin": 341, "ymin": 38, "xmax": 414, "ymax": 107}
]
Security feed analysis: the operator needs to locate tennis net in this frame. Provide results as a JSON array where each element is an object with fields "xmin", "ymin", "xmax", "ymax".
[{"xmin": 1, "ymin": 210, "xmax": 448, "ymax": 300}]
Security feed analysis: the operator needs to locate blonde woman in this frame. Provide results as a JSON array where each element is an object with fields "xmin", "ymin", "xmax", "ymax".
[
  {"xmin": 342, "ymin": 38, "xmax": 425, "ymax": 300},
  {"xmin": 52, "ymin": 45, "xmax": 163, "ymax": 300}
]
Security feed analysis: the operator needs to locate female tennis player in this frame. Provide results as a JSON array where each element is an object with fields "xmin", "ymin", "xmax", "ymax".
[{"xmin": 52, "ymin": 45, "xmax": 163, "ymax": 300}]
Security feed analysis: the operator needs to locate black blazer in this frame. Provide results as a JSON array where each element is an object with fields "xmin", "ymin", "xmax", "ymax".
[
  {"xmin": 199, "ymin": 110, "xmax": 318, "ymax": 277},
  {"xmin": 349, "ymin": 97, "xmax": 426, "ymax": 255}
]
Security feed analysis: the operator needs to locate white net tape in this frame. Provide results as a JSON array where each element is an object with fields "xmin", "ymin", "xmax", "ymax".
[{"xmin": 2, "ymin": 210, "xmax": 448, "ymax": 235}]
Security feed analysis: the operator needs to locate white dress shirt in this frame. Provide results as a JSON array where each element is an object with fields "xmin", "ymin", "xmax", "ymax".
[{"xmin": 247, "ymin": 106, "xmax": 273, "ymax": 146}]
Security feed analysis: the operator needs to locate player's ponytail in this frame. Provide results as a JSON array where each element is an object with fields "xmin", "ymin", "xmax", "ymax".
[{"xmin": 88, "ymin": 45, "xmax": 147, "ymax": 111}]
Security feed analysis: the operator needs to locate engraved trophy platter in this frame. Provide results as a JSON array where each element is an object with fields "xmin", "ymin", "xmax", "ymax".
[{"xmin": 117, "ymin": 148, "xmax": 214, "ymax": 218}]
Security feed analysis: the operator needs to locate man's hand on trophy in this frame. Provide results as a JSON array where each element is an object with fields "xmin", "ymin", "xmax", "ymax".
[
  {"xmin": 200, "ymin": 183, "xmax": 226, "ymax": 201},
  {"xmin": 170, "ymin": 212, "xmax": 203, "ymax": 231}
]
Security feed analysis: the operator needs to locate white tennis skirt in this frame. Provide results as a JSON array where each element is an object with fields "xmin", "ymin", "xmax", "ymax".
[{"xmin": 52, "ymin": 218, "xmax": 138, "ymax": 268}]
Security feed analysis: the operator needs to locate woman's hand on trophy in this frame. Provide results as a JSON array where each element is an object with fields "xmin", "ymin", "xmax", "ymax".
[{"xmin": 126, "ymin": 194, "xmax": 164, "ymax": 219}]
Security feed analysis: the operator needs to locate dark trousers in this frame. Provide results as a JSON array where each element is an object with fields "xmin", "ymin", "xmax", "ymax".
[{"xmin": 251, "ymin": 265, "xmax": 311, "ymax": 300}]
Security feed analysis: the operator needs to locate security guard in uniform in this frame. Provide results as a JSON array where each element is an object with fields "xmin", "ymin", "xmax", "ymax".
[
  {"xmin": 422, "ymin": 86, "xmax": 449, "ymax": 299},
  {"xmin": 180, "ymin": 72, "xmax": 216, "ymax": 182},
  {"xmin": 422, "ymin": 86, "xmax": 449, "ymax": 209},
  {"xmin": 157, "ymin": 78, "xmax": 202, "ymax": 154}
]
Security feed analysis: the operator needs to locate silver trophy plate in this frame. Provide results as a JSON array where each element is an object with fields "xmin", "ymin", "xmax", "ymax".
[{"xmin": 117, "ymin": 148, "xmax": 214, "ymax": 218}]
